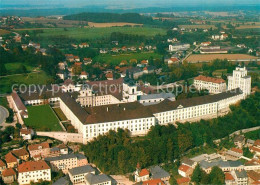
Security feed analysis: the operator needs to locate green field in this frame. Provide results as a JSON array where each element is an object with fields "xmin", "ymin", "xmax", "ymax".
[
  {"xmin": 24, "ymin": 105, "xmax": 62, "ymax": 131},
  {"xmin": 0, "ymin": 71, "xmax": 52, "ymax": 94},
  {"xmin": 5, "ymin": 63, "xmax": 35, "ymax": 74},
  {"xmin": 94, "ymin": 52, "xmax": 163, "ymax": 65},
  {"xmin": 23, "ymin": 27, "xmax": 167, "ymax": 40}
]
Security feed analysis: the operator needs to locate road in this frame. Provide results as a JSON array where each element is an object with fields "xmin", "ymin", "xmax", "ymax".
[
  {"xmin": 0, "ymin": 105, "xmax": 9, "ymax": 124},
  {"xmin": 181, "ymin": 45, "xmax": 200, "ymax": 63}
]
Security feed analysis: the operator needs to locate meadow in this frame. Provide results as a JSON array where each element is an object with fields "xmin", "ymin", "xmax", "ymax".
[
  {"xmin": 94, "ymin": 52, "xmax": 162, "ymax": 65},
  {"xmin": 22, "ymin": 27, "xmax": 167, "ymax": 40},
  {"xmin": 24, "ymin": 105, "xmax": 62, "ymax": 131},
  {"xmin": 0, "ymin": 71, "xmax": 52, "ymax": 94},
  {"xmin": 5, "ymin": 63, "xmax": 34, "ymax": 74}
]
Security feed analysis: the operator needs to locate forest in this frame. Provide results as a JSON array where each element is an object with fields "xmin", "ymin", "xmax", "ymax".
[{"xmin": 82, "ymin": 92, "xmax": 260, "ymax": 174}]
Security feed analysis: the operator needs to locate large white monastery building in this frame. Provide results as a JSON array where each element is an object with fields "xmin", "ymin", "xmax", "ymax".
[
  {"xmin": 228, "ymin": 66, "xmax": 251, "ymax": 96},
  {"xmin": 11, "ymin": 66, "xmax": 251, "ymax": 144}
]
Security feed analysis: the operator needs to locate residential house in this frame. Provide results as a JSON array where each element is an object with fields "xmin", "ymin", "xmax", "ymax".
[
  {"xmin": 233, "ymin": 135, "xmax": 245, "ymax": 148},
  {"xmin": 5, "ymin": 152, "xmax": 19, "ymax": 168},
  {"xmin": 135, "ymin": 168, "xmax": 150, "ymax": 182},
  {"xmin": 74, "ymin": 56, "xmax": 80, "ymax": 62},
  {"xmin": 99, "ymin": 49, "xmax": 108, "ymax": 54},
  {"xmin": 0, "ymin": 159, "xmax": 7, "ymax": 175},
  {"xmin": 167, "ymin": 57, "xmax": 179, "ymax": 65},
  {"xmin": 143, "ymin": 66, "xmax": 156, "ymax": 74},
  {"xmin": 201, "ymin": 42, "xmax": 211, "ymax": 46},
  {"xmin": 79, "ymin": 43, "xmax": 89, "ymax": 48},
  {"xmin": 106, "ymin": 73, "xmax": 114, "ymax": 80},
  {"xmin": 247, "ymin": 170, "xmax": 260, "ymax": 184},
  {"xmin": 231, "ymin": 170, "xmax": 248, "ymax": 185},
  {"xmin": 17, "ymin": 161, "xmax": 51, "ymax": 185},
  {"xmin": 80, "ymin": 71, "xmax": 88, "ymax": 79},
  {"xmin": 68, "ymin": 165, "xmax": 95, "ymax": 184},
  {"xmin": 143, "ymin": 179, "xmax": 165, "ymax": 185},
  {"xmin": 85, "ymin": 173, "xmax": 112, "ymax": 185},
  {"xmin": 181, "ymin": 157, "xmax": 197, "ymax": 168},
  {"xmin": 83, "ymin": 58, "xmax": 92, "ymax": 65},
  {"xmin": 28, "ymin": 142, "xmax": 50, "ymax": 159},
  {"xmin": 225, "ymin": 172, "xmax": 236, "ymax": 185},
  {"xmin": 121, "ymin": 46, "xmax": 127, "ymax": 51},
  {"xmin": 2, "ymin": 168, "xmax": 16, "ymax": 184},
  {"xmin": 169, "ymin": 44, "xmax": 190, "ymax": 52},
  {"xmin": 75, "ymin": 153, "xmax": 88, "ymax": 167},
  {"xmin": 120, "ymin": 60, "xmax": 128, "ymax": 66},
  {"xmin": 176, "ymin": 177, "xmax": 190, "ymax": 185},
  {"xmin": 58, "ymin": 144, "xmax": 69, "ymax": 155},
  {"xmin": 225, "ymin": 148, "xmax": 243, "ymax": 160},
  {"xmin": 249, "ymin": 139, "xmax": 260, "ymax": 156},
  {"xmin": 149, "ymin": 166, "xmax": 170, "ymax": 182},
  {"xmin": 11, "ymin": 148, "xmax": 29, "ymax": 161},
  {"xmin": 246, "ymin": 139, "xmax": 255, "ymax": 147},
  {"xmin": 20, "ymin": 128, "xmax": 34, "ymax": 140},
  {"xmin": 178, "ymin": 165, "xmax": 193, "ymax": 177},
  {"xmin": 45, "ymin": 153, "xmax": 78, "ymax": 174}
]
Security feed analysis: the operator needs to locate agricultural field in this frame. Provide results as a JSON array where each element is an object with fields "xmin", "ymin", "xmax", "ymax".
[
  {"xmin": 21, "ymin": 27, "xmax": 167, "ymax": 40},
  {"xmin": 178, "ymin": 24, "xmax": 217, "ymax": 29},
  {"xmin": 0, "ymin": 29, "xmax": 11, "ymax": 35},
  {"xmin": 94, "ymin": 52, "xmax": 162, "ymax": 65},
  {"xmin": 24, "ymin": 105, "xmax": 62, "ymax": 131},
  {"xmin": 87, "ymin": 22, "xmax": 143, "ymax": 28},
  {"xmin": 0, "ymin": 71, "xmax": 52, "ymax": 94},
  {"xmin": 186, "ymin": 54, "xmax": 259, "ymax": 63}
]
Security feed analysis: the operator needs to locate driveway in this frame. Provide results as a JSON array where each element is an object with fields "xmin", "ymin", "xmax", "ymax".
[{"xmin": 0, "ymin": 105, "xmax": 9, "ymax": 124}]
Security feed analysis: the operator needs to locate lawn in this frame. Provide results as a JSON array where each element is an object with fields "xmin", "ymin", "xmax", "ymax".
[
  {"xmin": 0, "ymin": 71, "xmax": 52, "ymax": 94},
  {"xmin": 23, "ymin": 27, "xmax": 167, "ymax": 40},
  {"xmin": 53, "ymin": 107, "xmax": 68, "ymax": 121},
  {"xmin": 94, "ymin": 52, "xmax": 163, "ymax": 65},
  {"xmin": 24, "ymin": 105, "xmax": 63, "ymax": 131},
  {"xmin": 5, "ymin": 63, "xmax": 35, "ymax": 74}
]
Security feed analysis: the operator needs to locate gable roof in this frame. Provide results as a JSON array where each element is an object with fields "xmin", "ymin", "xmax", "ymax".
[
  {"xmin": 17, "ymin": 161, "xmax": 50, "ymax": 173},
  {"xmin": 28, "ymin": 142, "xmax": 50, "ymax": 151},
  {"xmin": 68, "ymin": 165, "xmax": 95, "ymax": 176},
  {"xmin": 143, "ymin": 179, "xmax": 165, "ymax": 185},
  {"xmin": 177, "ymin": 177, "xmax": 190, "ymax": 184},
  {"xmin": 139, "ymin": 169, "xmax": 149, "ymax": 177},
  {"xmin": 149, "ymin": 165, "xmax": 170, "ymax": 179},
  {"xmin": 194, "ymin": 75, "xmax": 225, "ymax": 84},
  {"xmin": 2, "ymin": 168, "xmax": 16, "ymax": 177},
  {"xmin": 85, "ymin": 173, "xmax": 111, "ymax": 184},
  {"xmin": 147, "ymin": 88, "xmax": 242, "ymax": 114},
  {"xmin": 11, "ymin": 148, "xmax": 29, "ymax": 157},
  {"xmin": 178, "ymin": 165, "xmax": 191, "ymax": 173},
  {"xmin": 0, "ymin": 159, "xmax": 6, "ymax": 167},
  {"xmin": 5, "ymin": 152, "xmax": 18, "ymax": 163}
]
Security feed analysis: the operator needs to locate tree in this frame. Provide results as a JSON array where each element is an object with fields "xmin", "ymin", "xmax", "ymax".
[
  {"xmin": 243, "ymin": 147, "xmax": 254, "ymax": 158},
  {"xmin": 169, "ymin": 176, "xmax": 178, "ymax": 185},
  {"xmin": 209, "ymin": 166, "xmax": 225, "ymax": 185},
  {"xmin": 0, "ymin": 62, "xmax": 7, "ymax": 76},
  {"xmin": 191, "ymin": 165, "xmax": 203, "ymax": 184}
]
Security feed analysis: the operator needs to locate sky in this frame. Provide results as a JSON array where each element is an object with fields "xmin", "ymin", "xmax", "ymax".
[{"xmin": 1, "ymin": 0, "xmax": 259, "ymax": 9}]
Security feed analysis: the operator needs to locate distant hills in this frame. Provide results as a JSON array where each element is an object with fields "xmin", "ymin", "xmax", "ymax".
[
  {"xmin": 0, "ymin": 4, "xmax": 259, "ymax": 17},
  {"xmin": 63, "ymin": 13, "xmax": 153, "ymax": 24}
]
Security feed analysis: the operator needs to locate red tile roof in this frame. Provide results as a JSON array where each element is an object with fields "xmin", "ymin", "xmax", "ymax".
[
  {"xmin": 0, "ymin": 159, "xmax": 6, "ymax": 167},
  {"xmin": 247, "ymin": 171, "xmax": 260, "ymax": 181},
  {"xmin": 194, "ymin": 75, "xmax": 225, "ymax": 84},
  {"xmin": 17, "ymin": 161, "xmax": 50, "ymax": 173},
  {"xmin": 106, "ymin": 73, "xmax": 113, "ymax": 79},
  {"xmin": 231, "ymin": 148, "xmax": 243, "ymax": 154},
  {"xmin": 139, "ymin": 169, "xmax": 150, "ymax": 177},
  {"xmin": 168, "ymin": 57, "xmax": 179, "ymax": 63},
  {"xmin": 250, "ymin": 146, "xmax": 260, "ymax": 153},
  {"xmin": 5, "ymin": 152, "xmax": 18, "ymax": 163},
  {"xmin": 28, "ymin": 142, "xmax": 50, "ymax": 151},
  {"xmin": 177, "ymin": 177, "xmax": 190, "ymax": 184},
  {"xmin": 2, "ymin": 168, "xmax": 16, "ymax": 177},
  {"xmin": 225, "ymin": 173, "xmax": 235, "ymax": 181},
  {"xmin": 20, "ymin": 128, "xmax": 32, "ymax": 135},
  {"xmin": 254, "ymin": 139, "xmax": 260, "ymax": 147},
  {"xmin": 178, "ymin": 165, "xmax": 191, "ymax": 173},
  {"xmin": 11, "ymin": 148, "xmax": 29, "ymax": 157},
  {"xmin": 143, "ymin": 179, "xmax": 165, "ymax": 185}
]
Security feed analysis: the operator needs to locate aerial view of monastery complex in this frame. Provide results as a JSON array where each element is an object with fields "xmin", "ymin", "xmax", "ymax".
[{"xmin": 0, "ymin": 0, "xmax": 259, "ymax": 184}]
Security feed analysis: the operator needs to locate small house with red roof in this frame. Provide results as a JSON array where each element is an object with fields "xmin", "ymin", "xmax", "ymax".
[
  {"xmin": 176, "ymin": 177, "xmax": 190, "ymax": 185},
  {"xmin": 135, "ymin": 164, "xmax": 150, "ymax": 182},
  {"xmin": 106, "ymin": 73, "xmax": 114, "ymax": 81},
  {"xmin": 28, "ymin": 142, "xmax": 50, "ymax": 159},
  {"xmin": 5, "ymin": 152, "xmax": 19, "ymax": 168},
  {"xmin": 2, "ymin": 168, "xmax": 16, "ymax": 184},
  {"xmin": 178, "ymin": 164, "xmax": 193, "ymax": 177},
  {"xmin": 143, "ymin": 178, "xmax": 165, "ymax": 185},
  {"xmin": 80, "ymin": 71, "xmax": 88, "ymax": 79},
  {"xmin": 0, "ymin": 159, "xmax": 7, "ymax": 175},
  {"xmin": 225, "ymin": 172, "xmax": 235, "ymax": 185},
  {"xmin": 167, "ymin": 57, "xmax": 179, "ymax": 65},
  {"xmin": 20, "ymin": 127, "xmax": 34, "ymax": 140}
]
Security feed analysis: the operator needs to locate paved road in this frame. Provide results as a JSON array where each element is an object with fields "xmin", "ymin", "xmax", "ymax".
[{"xmin": 0, "ymin": 105, "xmax": 9, "ymax": 124}]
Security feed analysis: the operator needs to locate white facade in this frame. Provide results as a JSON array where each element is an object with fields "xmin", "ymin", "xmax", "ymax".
[
  {"xmin": 228, "ymin": 67, "xmax": 251, "ymax": 96},
  {"xmin": 194, "ymin": 77, "xmax": 227, "ymax": 94},
  {"xmin": 18, "ymin": 167, "xmax": 51, "ymax": 185},
  {"xmin": 169, "ymin": 44, "xmax": 190, "ymax": 52}
]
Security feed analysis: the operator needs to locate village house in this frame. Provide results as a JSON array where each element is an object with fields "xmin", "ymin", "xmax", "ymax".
[
  {"xmin": 233, "ymin": 135, "xmax": 246, "ymax": 148},
  {"xmin": 167, "ymin": 57, "xmax": 179, "ymax": 65},
  {"xmin": 0, "ymin": 159, "xmax": 7, "ymax": 175},
  {"xmin": 45, "ymin": 153, "xmax": 78, "ymax": 174},
  {"xmin": 201, "ymin": 42, "xmax": 211, "ymax": 46},
  {"xmin": 225, "ymin": 148, "xmax": 243, "ymax": 160},
  {"xmin": 247, "ymin": 170, "xmax": 260, "ymax": 184},
  {"xmin": 79, "ymin": 43, "xmax": 89, "ymax": 48},
  {"xmin": 80, "ymin": 71, "xmax": 88, "ymax": 79},
  {"xmin": 20, "ymin": 127, "xmax": 34, "ymax": 140},
  {"xmin": 231, "ymin": 170, "xmax": 248, "ymax": 185},
  {"xmin": 135, "ymin": 168, "xmax": 150, "ymax": 182},
  {"xmin": 143, "ymin": 179, "xmax": 166, "ymax": 185},
  {"xmin": 75, "ymin": 153, "xmax": 88, "ymax": 167},
  {"xmin": 68, "ymin": 165, "xmax": 95, "ymax": 184},
  {"xmin": 105, "ymin": 73, "xmax": 114, "ymax": 80},
  {"xmin": 178, "ymin": 165, "xmax": 193, "ymax": 177},
  {"xmin": 176, "ymin": 177, "xmax": 190, "ymax": 185},
  {"xmin": 10, "ymin": 148, "xmax": 29, "ymax": 161},
  {"xmin": 249, "ymin": 139, "xmax": 260, "ymax": 156},
  {"xmin": 28, "ymin": 142, "xmax": 50, "ymax": 159},
  {"xmin": 83, "ymin": 58, "xmax": 92, "ymax": 65},
  {"xmin": 85, "ymin": 173, "xmax": 112, "ymax": 185},
  {"xmin": 5, "ymin": 152, "xmax": 19, "ymax": 168},
  {"xmin": 2, "ymin": 168, "xmax": 16, "ymax": 184},
  {"xmin": 17, "ymin": 161, "xmax": 51, "ymax": 185},
  {"xmin": 225, "ymin": 172, "xmax": 236, "ymax": 185}
]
